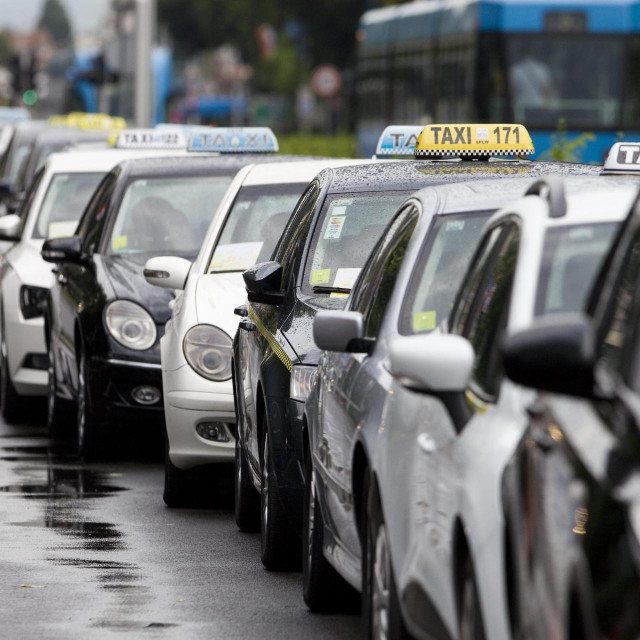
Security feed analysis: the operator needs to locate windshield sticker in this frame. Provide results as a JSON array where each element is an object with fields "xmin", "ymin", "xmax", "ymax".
[
  {"xmin": 413, "ymin": 311, "xmax": 437, "ymax": 332},
  {"xmin": 209, "ymin": 241, "xmax": 263, "ymax": 272},
  {"xmin": 330, "ymin": 292, "xmax": 349, "ymax": 299},
  {"xmin": 112, "ymin": 235, "xmax": 127, "ymax": 251},
  {"xmin": 333, "ymin": 198, "xmax": 353, "ymax": 207},
  {"xmin": 311, "ymin": 268, "xmax": 331, "ymax": 285},
  {"xmin": 48, "ymin": 221, "xmax": 77, "ymax": 239},
  {"xmin": 324, "ymin": 215, "xmax": 346, "ymax": 240},
  {"xmin": 333, "ymin": 267, "xmax": 361, "ymax": 289},
  {"xmin": 445, "ymin": 220, "xmax": 466, "ymax": 231}
]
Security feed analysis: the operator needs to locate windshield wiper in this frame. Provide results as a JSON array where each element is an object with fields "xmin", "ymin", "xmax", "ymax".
[{"xmin": 312, "ymin": 286, "xmax": 351, "ymax": 295}]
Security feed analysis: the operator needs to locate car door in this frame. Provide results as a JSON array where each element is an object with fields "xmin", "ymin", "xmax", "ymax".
[{"xmin": 318, "ymin": 204, "xmax": 420, "ymax": 558}]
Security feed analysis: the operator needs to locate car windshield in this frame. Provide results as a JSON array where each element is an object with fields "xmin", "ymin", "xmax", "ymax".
[
  {"xmin": 303, "ymin": 191, "xmax": 408, "ymax": 295},
  {"xmin": 399, "ymin": 213, "xmax": 491, "ymax": 334},
  {"xmin": 208, "ymin": 183, "xmax": 306, "ymax": 273},
  {"xmin": 535, "ymin": 222, "xmax": 618, "ymax": 316},
  {"xmin": 108, "ymin": 175, "xmax": 233, "ymax": 263},
  {"xmin": 33, "ymin": 172, "xmax": 104, "ymax": 240},
  {"xmin": 507, "ymin": 35, "xmax": 624, "ymax": 129}
]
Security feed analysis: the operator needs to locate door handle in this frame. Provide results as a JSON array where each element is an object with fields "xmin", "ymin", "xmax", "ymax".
[
  {"xmin": 417, "ymin": 433, "xmax": 437, "ymax": 453},
  {"xmin": 239, "ymin": 318, "xmax": 256, "ymax": 332},
  {"xmin": 57, "ymin": 273, "xmax": 67, "ymax": 286}
]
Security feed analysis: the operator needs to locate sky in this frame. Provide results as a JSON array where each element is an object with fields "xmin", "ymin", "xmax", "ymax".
[{"xmin": 0, "ymin": 0, "xmax": 110, "ymax": 33}]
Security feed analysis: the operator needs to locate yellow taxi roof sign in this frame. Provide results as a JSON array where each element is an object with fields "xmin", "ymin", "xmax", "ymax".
[
  {"xmin": 48, "ymin": 112, "xmax": 127, "ymax": 131},
  {"xmin": 415, "ymin": 124, "xmax": 534, "ymax": 158}
]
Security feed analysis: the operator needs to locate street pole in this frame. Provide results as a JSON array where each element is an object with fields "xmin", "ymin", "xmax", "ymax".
[{"xmin": 134, "ymin": 0, "xmax": 155, "ymax": 126}]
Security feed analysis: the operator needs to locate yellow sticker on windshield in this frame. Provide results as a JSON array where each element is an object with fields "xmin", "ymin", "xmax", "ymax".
[
  {"xmin": 330, "ymin": 292, "xmax": 349, "ymax": 299},
  {"xmin": 112, "ymin": 235, "xmax": 127, "ymax": 251},
  {"xmin": 413, "ymin": 311, "xmax": 436, "ymax": 332},
  {"xmin": 311, "ymin": 268, "xmax": 331, "ymax": 285}
]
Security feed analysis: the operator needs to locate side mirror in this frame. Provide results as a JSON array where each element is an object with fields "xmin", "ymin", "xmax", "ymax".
[
  {"xmin": 41, "ymin": 235, "xmax": 83, "ymax": 264},
  {"xmin": 313, "ymin": 310, "xmax": 374, "ymax": 354},
  {"xmin": 389, "ymin": 333, "xmax": 474, "ymax": 393},
  {"xmin": 503, "ymin": 312, "xmax": 597, "ymax": 399},
  {"xmin": 0, "ymin": 213, "xmax": 21, "ymax": 241},
  {"xmin": 143, "ymin": 256, "xmax": 192, "ymax": 290},
  {"xmin": 243, "ymin": 261, "xmax": 284, "ymax": 305}
]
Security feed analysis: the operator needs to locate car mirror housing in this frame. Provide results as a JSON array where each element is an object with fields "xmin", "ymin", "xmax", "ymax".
[
  {"xmin": 41, "ymin": 235, "xmax": 83, "ymax": 264},
  {"xmin": 243, "ymin": 261, "xmax": 284, "ymax": 305},
  {"xmin": 389, "ymin": 333, "xmax": 474, "ymax": 393},
  {"xmin": 502, "ymin": 312, "xmax": 598, "ymax": 398},
  {"xmin": 0, "ymin": 213, "xmax": 21, "ymax": 241},
  {"xmin": 313, "ymin": 310, "xmax": 374, "ymax": 354},
  {"xmin": 143, "ymin": 255, "xmax": 192, "ymax": 290}
]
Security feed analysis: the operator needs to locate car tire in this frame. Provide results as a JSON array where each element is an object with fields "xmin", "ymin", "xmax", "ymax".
[
  {"xmin": 302, "ymin": 446, "xmax": 355, "ymax": 611},
  {"xmin": 0, "ymin": 323, "xmax": 21, "ymax": 423},
  {"xmin": 76, "ymin": 351, "xmax": 102, "ymax": 459},
  {"xmin": 163, "ymin": 430, "xmax": 193, "ymax": 507},
  {"xmin": 47, "ymin": 341, "xmax": 70, "ymax": 438},
  {"xmin": 459, "ymin": 555, "xmax": 487, "ymax": 640},
  {"xmin": 366, "ymin": 485, "xmax": 413, "ymax": 640},
  {"xmin": 234, "ymin": 436, "xmax": 260, "ymax": 532},
  {"xmin": 260, "ymin": 425, "xmax": 298, "ymax": 570}
]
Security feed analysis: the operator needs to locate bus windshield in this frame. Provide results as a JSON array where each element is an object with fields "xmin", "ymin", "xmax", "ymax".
[{"xmin": 507, "ymin": 35, "xmax": 624, "ymax": 129}]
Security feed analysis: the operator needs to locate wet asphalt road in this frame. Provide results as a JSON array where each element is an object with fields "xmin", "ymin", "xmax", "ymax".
[{"xmin": 0, "ymin": 413, "xmax": 360, "ymax": 639}]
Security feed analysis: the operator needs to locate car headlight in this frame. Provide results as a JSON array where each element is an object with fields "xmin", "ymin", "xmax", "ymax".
[
  {"xmin": 183, "ymin": 324, "xmax": 232, "ymax": 381},
  {"xmin": 104, "ymin": 300, "xmax": 157, "ymax": 350},
  {"xmin": 20, "ymin": 285, "xmax": 48, "ymax": 320},
  {"xmin": 290, "ymin": 365, "xmax": 317, "ymax": 402}
]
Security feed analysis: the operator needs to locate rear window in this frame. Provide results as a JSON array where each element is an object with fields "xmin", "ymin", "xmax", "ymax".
[{"xmin": 302, "ymin": 191, "xmax": 408, "ymax": 295}]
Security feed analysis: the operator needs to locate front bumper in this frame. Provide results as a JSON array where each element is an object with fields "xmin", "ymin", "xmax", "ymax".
[
  {"xmin": 163, "ymin": 364, "xmax": 235, "ymax": 470},
  {"xmin": 6, "ymin": 313, "xmax": 47, "ymax": 396}
]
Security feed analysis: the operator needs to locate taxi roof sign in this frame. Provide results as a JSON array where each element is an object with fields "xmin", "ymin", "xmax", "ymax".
[
  {"xmin": 188, "ymin": 127, "xmax": 278, "ymax": 153},
  {"xmin": 602, "ymin": 142, "xmax": 640, "ymax": 175},
  {"xmin": 415, "ymin": 124, "xmax": 534, "ymax": 158},
  {"xmin": 115, "ymin": 129, "xmax": 188, "ymax": 150},
  {"xmin": 49, "ymin": 112, "xmax": 127, "ymax": 131},
  {"xmin": 375, "ymin": 125, "xmax": 424, "ymax": 156}
]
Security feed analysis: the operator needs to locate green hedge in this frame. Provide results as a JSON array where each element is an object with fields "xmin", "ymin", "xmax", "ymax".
[{"xmin": 278, "ymin": 134, "xmax": 357, "ymax": 158}]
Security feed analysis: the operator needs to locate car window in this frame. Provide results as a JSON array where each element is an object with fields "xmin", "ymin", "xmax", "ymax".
[
  {"xmin": 453, "ymin": 222, "xmax": 519, "ymax": 401},
  {"xmin": 597, "ymin": 225, "xmax": 640, "ymax": 384},
  {"xmin": 32, "ymin": 172, "xmax": 105, "ymax": 240},
  {"xmin": 535, "ymin": 222, "xmax": 618, "ymax": 317},
  {"xmin": 208, "ymin": 183, "xmax": 306, "ymax": 273},
  {"xmin": 76, "ymin": 171, "xmax": 118, "ymax": 253},
  {"xmin": 107, "ymin": 175, "xmax": 232, "ymax": 264},
  {"xmin": 273, "ymin": 184, "xmax": 320, "ymax": 286},
  {"xmin": 350, "ymin": 204, "xmax": 419, "ymax": 338},
  {"xmin": 17, "ymin": 166, "xmax": 44, "ymax": 236},
  {"xmin": 302, "ymin": 191, "xmax": 408, "ymax": 297},
  {"xmin": 399, "ymin": 212, "xmax": 491, "ymax": 335}
]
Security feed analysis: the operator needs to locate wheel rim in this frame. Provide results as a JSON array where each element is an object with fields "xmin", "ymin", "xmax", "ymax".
[
  {"xmin": 372, "ymin": 522, "xmax": 390, "ymax": 640},
  {"xmin": 77, "ymin": 356, "xmax": 85, "ymax": 452},
  {"xmin": 261, "ymin": 437, "xmax": 269, "ymax": 536}
]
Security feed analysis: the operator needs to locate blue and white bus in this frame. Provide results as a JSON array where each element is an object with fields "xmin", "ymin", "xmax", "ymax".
[{"xmin": 355, "ymin": 0, "xmax": 640, "ymax": 162}]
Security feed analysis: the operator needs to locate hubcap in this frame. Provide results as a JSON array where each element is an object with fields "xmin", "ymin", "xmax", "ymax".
[{"xmin": 372, "ymin": 523, "xmax": 390, "ymax": 640}]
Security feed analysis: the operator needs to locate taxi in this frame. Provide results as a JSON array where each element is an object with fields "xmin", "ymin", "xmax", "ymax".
[
  {"xmin": 305, "ymin": 135, "xmax": 640, "ymax": 638},
  {"xmin": 232, "ymin": 123, "xmax": 601, "ymax": 571},
  {"xmin": 41, "ymin": 129, "xmax": 283, "ymax": 458},
  {"xmin": 0, "ymin": 144, "xmax": 196, "ymax": 425},
  {"xmin": 500, "ymin": 144, "xmax": 640, "ymax": 640},
  {"xmin": 145, "ymin": 154, "xmax": 370, "ymax": 508}
]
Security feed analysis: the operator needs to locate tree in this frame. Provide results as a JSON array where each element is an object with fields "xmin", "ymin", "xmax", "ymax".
[{"xmin": 38, "ymin": 0, "xmax": 72, "ymax": 48}]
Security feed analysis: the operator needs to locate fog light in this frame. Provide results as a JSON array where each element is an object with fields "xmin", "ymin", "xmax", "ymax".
[
  {"xmin": 195, "ymin": 422, "xmax": 230, "ymax": 442},
  {"xmin": 131, "ymin": 385, "xmax": 161, "ymax": 405}
]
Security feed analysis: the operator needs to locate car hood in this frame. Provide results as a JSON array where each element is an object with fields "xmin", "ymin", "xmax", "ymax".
[
  {"xmin": 102, "ymin": 255, "xmax": 174, "ymax": 324},
  {"xmin": 195, "ymin": 272, "xmax": 246, "ymax": 337}
]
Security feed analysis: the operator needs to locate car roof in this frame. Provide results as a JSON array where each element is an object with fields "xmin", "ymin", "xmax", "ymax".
[
  {"xmin": 241, "ymin": 158, "xmax": 375, "ymax": 185},
  {"xmin": 411, "ymin": 174, "xmax": 640, "ymax": 221},
  {"xmin": 318, "ymin": 159, "xmax": 603, "ymax": 194}
]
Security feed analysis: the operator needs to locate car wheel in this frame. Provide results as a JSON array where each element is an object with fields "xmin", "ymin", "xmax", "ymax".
[
  {"xmin": 234, "ymin": 436, "xmax": 260, "ymax": 532},
  {"xmin": 76, "ymin": 351, "xmax": 102, "ymax": 459},
  {"xmin": 459, "ymin": 556, "xmax": 486, "ymax": 640},
  {"xmin": 47, "ymin": 341, "xmax": 70, "ymax": 438},
  {"xmin": 163, "ymin": 430, "xmax": 192, "ymax": 507},
  {"xmin": 260, "ymin": 425, "xmax": 298, "ymax": 570},
  {"xmin": 0, "ymin": 323, "xmax": 21, "ymax": 422},
  {"xmin": 366, "ymin": 487, "xmax": 412, "ymax": 640},
  {"xmin": 302, "ymin": 446, "xmax": 355, "ymax": 611}
]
